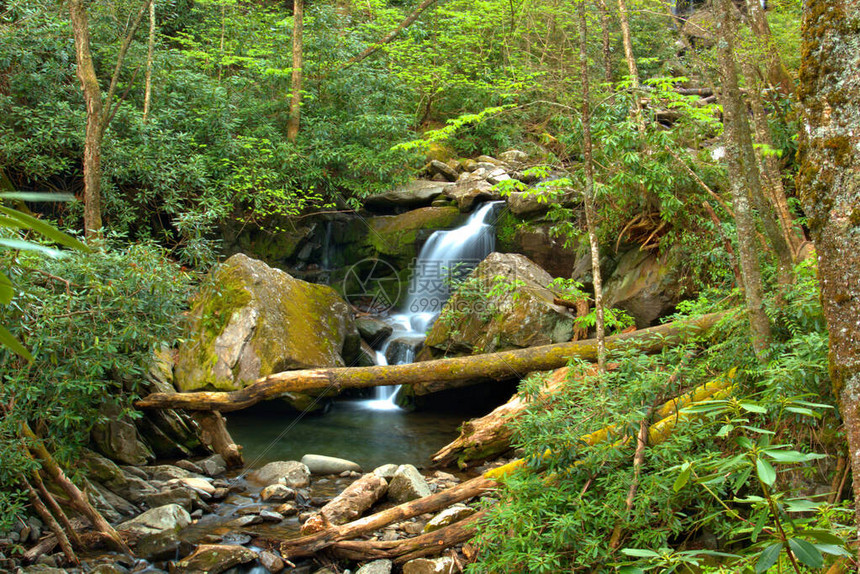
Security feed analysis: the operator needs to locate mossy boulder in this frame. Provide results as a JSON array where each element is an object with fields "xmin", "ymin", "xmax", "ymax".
[
  {"xmin": 423, "ymin": 252, "xmax": 575, "ymax": 357},
  {"xmin": 174, "ymin": 254, "xmax": 361, "ymax": 400},
  {"xmin": 367, "ymin": 207, "xmax": 462, "ymax": 266},
  {"xmin": 603, "ymin": 248, "xmax": 684, "ymax": 328}
]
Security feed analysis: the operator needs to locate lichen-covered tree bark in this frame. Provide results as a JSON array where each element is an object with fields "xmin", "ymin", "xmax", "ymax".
[
  {"xmin": 797, "ymin": 0, "xmax": 860, "ymax": 539},
  {"xmin": 287, "ymin": 0, "xmax": 303, "ymax": 142}
]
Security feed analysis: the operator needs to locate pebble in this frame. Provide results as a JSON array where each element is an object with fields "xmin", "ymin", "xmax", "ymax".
[{"xmin": 259, "ymin": 509, "xmax": 284, "ymax": 522}]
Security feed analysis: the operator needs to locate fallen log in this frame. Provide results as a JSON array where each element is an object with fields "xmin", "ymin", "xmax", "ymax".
[
  {"xmin": 137, "ymin": 312, "xmax": 725, "ymax": 412},
  {"xmin": 279, "ymin": 476, "xmax": 497, "ymax": 560},
  {"xmin": 301, "ymin": 473, "xmax": 389, "ymax": 534},
  {"xmin": 329, "ymin": 511, "xmax": 485, "ymax": 564},
  {"xmin": 432, "ymin": 365, "xmax": 617, "ymax": 468}
]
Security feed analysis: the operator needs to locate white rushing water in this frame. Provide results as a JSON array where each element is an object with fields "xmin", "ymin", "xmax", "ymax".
[{"xmin": 366, "ymin": 201, "xmax": 503, "ymax": 409}]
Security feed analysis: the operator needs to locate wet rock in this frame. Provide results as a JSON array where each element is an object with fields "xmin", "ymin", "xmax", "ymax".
[
  {"xmin": 301, "ymin": 454, "xmax": 362, "ymax": 475},
  {"xmin": 387, "ymin": 465, "xmax": 431, "ymax": 504},
  {"xmin": 507, "ymin": 191, "xmax": 551, "ymax": 217},
  {"xmin": 402, "ymin": 556, "xmax": 456, "ymax": 574},
  {"xmin": 91, "ymin": 402, "xmax": 154, "ymax": 466},
  {"xmin": 143, "ymin": 465, "xmax": 194, "ymax": 482},
  {"xmin": 252, "ymin": 461, "xmax": 311, "ymax": 488},
  {"xmin": 364, "ymin": 180, "xmax": 451, "ymax": 211},
  {"xmin": 260, "ymin": 509, "xmax": 284, "ymax": 522},
  {"xmin": 232, "ymin": 515, "xmax": 264, "ymax": 527},
  {"xmin": 499, "ymin": 149, "xmax": 528, "ymax": 165},
  {"xmin": 174, "ymin": 254, "xmax": 361, "ymax": 409},
  {"xmin": 175, "ymin": 460, "xmax": 205, "ymax": 474},
  {"xmin": 170, "ymin": 477, "xmax": 215, "ymax": 497},
  {"xmin": 373, "ymin": 464, "xmax": 399, "ymax": 481},
  {"xmin": 366, "ymin": 207, "xmax": 463, "ymax": 266},
  {"xmin": 603, "ymin": 248, "xmax": 684, "ymax": 328},
  {"xmin": 356, "ymin": 560, "xmax": 393, "ymax": 574},
  {"xmin": 444, "ymin": 178, "xmax": 499, "ymax": 212},
  {"xmin": 261, "ymin": 484, "xmax": 296, "ymax": 502},
  {"xmin": 118, "ymin": 504, "xmax": 191, "ymax": 537},
  {"xmin": 172, "ymin": 544, "xmax": 257, "ymax": 574},
  {"xmin": 384, "ymin": 334, "xmax": 424, "ymax": 364},
  {"xmin": 197, "ymin": 454, "xmax": 227, "ymax": 477},
  {"xmin": 424, "ymin": 504, "xmax": 476, "ymax": 532},
  {"xmin": 221, "ymin": 532, "xmax": 252, "ymax": 545},
  {"xmin": 403, "ymin": 521, "xmax": 426, "ymax": 535},
  {"xmin": 276, "ymin": 502, "xmax": 299, "ymax": 516},
  {"xmin": 258, "ymin": 550, "xmax": 285, "ymax": 573},
  {"xmin": 142, "ymin": 487, "xmax": 197, "ymax": 512},
  {"xmin": 428, "ymin": 159, "xmax": 459, "ymax": 182},
  {"xmin": 20, "ymin": 566, "xmax": 67, "ymax": 573},
  {"xmin": 423, "ymin": 252, "xmax": 576, "ymax": 360},
  {"xmin": 89, "ymin": 564, "xmax": 130, "ymax": 574},
  {"xmin": 486, "ymin": 167, "xmax": 510, "ymax": 185},
  {"xmin": 355, "ymin": 316, "xmax": 394, "ymax": 347}
]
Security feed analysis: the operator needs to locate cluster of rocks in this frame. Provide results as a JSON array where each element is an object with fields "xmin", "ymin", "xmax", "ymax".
[{"xmin": 6, "ymin": 451, "xmax": 481, "ymax": 574}]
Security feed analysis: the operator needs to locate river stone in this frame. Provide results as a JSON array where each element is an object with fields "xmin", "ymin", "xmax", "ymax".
[
  {"xmin": 252, "ymin": 461, "xmax": 311, "ymax": 488},
  {"xmin": 355, "ymin": 560, "xmax": 393, "ymax": 574},
  {"xmin": 174, "ymin": 254, "xmax": 361, "ymax": 404},
  {"xmin": 172, "ymin": 544, "xmax": 257, "ymax": 574},
  {"xmin": 364, "ymin": 180, "xmax": 451, "ymax": 210},
  {"xmin": 141, "ymin": 487, "xmax": 197, "ymax": 512},
  {"xmin": 507, "ymin": 190, "xmax": 552, "ymax": 217},
  {"xmin": 198, "ymin": 454, "xmax": 227, "ymax": 477},
  {"xmin": 444, "ymin": 178, "xmax": 499, "ymax": 212},
  {"xmin": 486, "ymin": 167, "xmax": 511, "ymax": 185},
  {"xmin": 261, "ymin": 484, "xmax": 296, "ymax": 502},
  {"xmin": 301, "ymin": 454, "xmax": 362, "ymax": 475},
  {"xmin": 82, "ymin": 450, "xmax": 157, "ymax": 502},
  {"xmin": 428, "ymin": 159, "xmax": 459, "ymax": 182},
  {"xmin": 91, "ymin": 401, "xmax": 154, "ymax": 466},
  {"xmin": 173, "ymin": 476, "xmax": 216, "ymax": 497},
  {"xmin": 373, "ymin": 463, "xmax": 399, "ymax": 481},
  {"xmin": 143, "ymin": 464, "xmax": 194, "ymax": 482},
  {"xmin": 423, "ymin": 253, "xmax": 576, "ymax": 364},
  {"xmin": 356, "ymin": 316, "xmax": 393, "ymax": 346},
  {"xmin": 258, "ymin": 550, "xmax": 285, "ymax": 573},
  {"xmin": 499, "ymin": 149, "xmax": 528, "ymax": 164},
  {"xmin": 423, "ymin": 504, "xmax": 476, "ymax": 532},
  {"xmin": 402, "ymin": 557, "xmax": 456, "ymax": 574},
  {"xmin": 387, "ymin": 465, "xmax": 431, "ymax": 504},
  {"xmin": 118, "ymin": 504, "xmax": 191, "ymax": 537}
]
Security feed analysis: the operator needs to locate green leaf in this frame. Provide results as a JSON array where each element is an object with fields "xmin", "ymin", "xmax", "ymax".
[
  {"xmin": 764, "ymin": 449, "xmax": 825, "ymax": 463},
  {"xmin": 716, "ymin": 423, "xmax": 734, "ymax": 437},
  {"xmin": 616, "ymin": 567, "xmax": 646, "ymax": 574},
  {"xmin": 673, "ymin": 463, "xmax": 691, "ymax": 492},
  {"xmin": 756, "ymin": 458, "xmax": 776, "ymax": 486},
  {"xmin": 784, "ymin": 406, "xmax": 819, "ymax": 417},
  {"xmin": 0, "ymin": 270, "xmax": 12, "ymax": 305},
  {"xmin": 784, "ymin": 499, "xmax": 821, "ymax": 513},
  {"xmin": 621, "ymin": 548, "xmax": 661, "ymax": 558},
  {"xmin": 0, "ymin": 323, "xmax": 33, "ymax": 362},
  {"xmin": 755, "ymin": 542, "xmax": 782, "ymax": 574},
  {"xmin": 739, "ymin": 401, "xmax": 767, "ymax": 413},
  {"xmin": 0, "ymin": 207, "xmax": 90, "ymax": 252},
  {"xmin": 0, "ymin": 238, "xmax": 65, "ymax": 258},
  {"xmin": 802, "ymin": 529, "xmax": 847, "ymax": 546},
  {"xmin": 788, "ymin": 538, "xmax": 823, "ymax": 568},
  {"xmin": 814, "ymin": 544, "xmax": 851, "ymax": 557},
  {"xmin": 0, "ymin": 192, "xmax": 75, "ymax": 202}
]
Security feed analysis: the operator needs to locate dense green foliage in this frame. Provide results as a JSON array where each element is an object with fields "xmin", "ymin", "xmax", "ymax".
[
  {"xmin": 0, "ymin": 239, "xmax": 191, "ymax": 531},
  {"xmin": 467, "ymin": 261, "xmax": 849, "ymax": 572}
]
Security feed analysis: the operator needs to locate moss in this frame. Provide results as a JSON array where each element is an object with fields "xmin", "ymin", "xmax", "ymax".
[
  {"xmin": 495, "ymin": 210, "xmax": 522, "ymax": 252},
  {"xmin": 195, "ymin": 267, "xmax": 252, "ymax": 340},
  {"xmin": 850, "ymin": 209, "xmax": 860, "ymax": 227}
]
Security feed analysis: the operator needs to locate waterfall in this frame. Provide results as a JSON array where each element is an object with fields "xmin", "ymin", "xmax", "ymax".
[{"xmin": 365, "ymin": 201, "xmax": 504, "ymax": 410}]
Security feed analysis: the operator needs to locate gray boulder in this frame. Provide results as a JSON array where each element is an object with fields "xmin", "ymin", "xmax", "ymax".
[
  {"xmin": 387, "ymin": 465, "xmax": 431, "ymax": 504},
  {"xmin": 251, "ymin": 460, "xmax": 311, "ymax": 488},
  {"xmin": 118, "ymin": 504, "xmax": 191, "ymax": 537},
  {"xmin": 197, "ymin": 454, "xmax": 227, "ymax": 477},
  {"xmin": 403, "ymin": 557, "xmax": 456, "ymax": 574},
  {"xmin": 301, "ymin": 454, "xmax": 362, "ymax": 475},
  {"xmin": 172, "ymin": 544, "xmax": 257, "ymax": 574},
  {"xmin": 356, "ymin": 560, "xmax": 393, "ymax": 574},
  {"xmin": 444, "ymin": 178, "xmax": 500, "ymax": 212},
  {"xmin": 364, "ymin": 180, "xmax": 452, "ymax": 210},
  {"xmin": 356, "ymin": 315, "xmax": 393, "ymax": 346}
]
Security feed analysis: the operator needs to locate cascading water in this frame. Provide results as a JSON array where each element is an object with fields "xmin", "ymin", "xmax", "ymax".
[{"xmin": 366, "ymin": 201, "xmax": 504, "ymax": 409}]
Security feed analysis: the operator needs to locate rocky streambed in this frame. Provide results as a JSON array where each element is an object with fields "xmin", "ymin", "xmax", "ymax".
[{"xmin": 6, "ymin": 449, "xmax": 505, "ymax": 574}]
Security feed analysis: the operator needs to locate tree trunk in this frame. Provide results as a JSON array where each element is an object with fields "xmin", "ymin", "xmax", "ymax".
[
  {"xmin": 190, "ymin": 411, "xmax": 244, "ymax": 468},
  {"xmin": 797, "ymin": 0, "xmax": 860, "ymax": 545},
  {"xmin": 714, "ymin": 0, "xmax": 772, "ymax": 356},
  {"xmin": 580, "ymin": 3, "xmax": 607, "ymax": 372},
  {"xmin": 287, "ymin": 0, "xmax": 303, "ymax": 142},
  {"xmin": 616, "ymin": 0, "xmax": 645, "ymax": 131},
  {"xmin": 300, "ymin": 473, "xmax": 388, "ymax": 534},
  {"xmin": 743, "ymin": 0, "xmax": 795, "ymax": 95},
  {"xmin": 143, "ymin": 0, "xmax": 155, "ymax": 122},
  {"xmin": 69, "ymin": 0, "xmax": 104, "ymax": 238},
  {"xmin": 136, "ymin": 312, "xmax": 725, "ymax": 412},
  {"xmin": 598, "ymin": 0, "xmax": 613, "ymax": 83}
]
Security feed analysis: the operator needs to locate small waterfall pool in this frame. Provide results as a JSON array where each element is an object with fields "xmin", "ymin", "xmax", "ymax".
[{"xmin": 227, "ymin": 200, "xmax": 506, "ymax": 469}]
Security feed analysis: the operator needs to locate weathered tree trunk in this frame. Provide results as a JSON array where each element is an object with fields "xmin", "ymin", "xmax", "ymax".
[
  {"xmin": 142, "ymin": 0, "xmax": 155, "ymax": 122},
  {"xmin": 714, "ymin": 0, "xmax": 771, "ymax": 356},
  {"xmin": 137, "ymin": 313, "xmax": 725, "ymax": 412},
  {"xmin": 330, "ymin": 511, "xmax": 485, "ymax": 563},
  {"xmin": 300, "ymin": 473, "xmax": 388, "ymax": 534},
  {"xmin": 616, "ymin": 0, "xmax": 645, "ymax": 132},
  {"xmin": 24, "ymin": 479, "xmax": 78, "ymax": 565},
  {"xmin": 598, "ymin": 0, "xmax": 613, "ymax": 83},
  {"xmin": 287, "ymin": 0, "xmax": 303, "ymax": 142},
  {"xmin": 279, "ymin": 475, "xmax": 496, "ymax": 559},
  {"xmin": 743, "ymin": 0, "xmax": 795, "ymax": 95},
  {"xmin": 580, "ymin": 4, "xmax": 607, "ymax": 372},
  {"xmin": 797, "ymin": 0, "xmax": 860, "ymax": 545},
  {"xmin": 190, "ymin": 412, "xmax": 244, "ymax": 468}
]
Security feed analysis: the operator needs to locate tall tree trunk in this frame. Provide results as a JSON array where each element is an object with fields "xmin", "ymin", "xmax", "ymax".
[
  {"xmin": 69, "ymin": 0, "xmax": 104, "ymax": 238},
  {"xmin": 580, "ymin": 0, "xmax": 607, "ymax": 372},
  {"xmin": 143, "ymin": 0, "xmax": 155, "ymax": 122},
  {"xmin": 743, "ymin": 0, "xmax": 795, "ymax": 95},
  {"xmin": 616, "ymin": 0, "xmax": 645, "ymax": 132},
  {"xmin": 714, "ymin": 0, "xmax": 771, "ymax": 356},
  {"xmin": 287, "ymin": 0, "xmax": 303, "ymax": 142},
  {"xmin": 715, "ymin": 0, "xmax": 795, "ymax": 288},
  {"xmin": 798, "ymin": 0, "xmax": 860, "ymax": 544},
  {"xmin": 598, "ymin": 0, "xmax": 613, "ymax": 83}
]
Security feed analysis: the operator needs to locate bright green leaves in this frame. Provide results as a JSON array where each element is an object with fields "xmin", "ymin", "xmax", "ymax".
[{"xmin": 755, "ymin": 456, "xmax": 777, "ymax": 486}]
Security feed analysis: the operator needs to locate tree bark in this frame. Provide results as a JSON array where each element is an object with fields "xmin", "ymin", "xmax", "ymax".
[
  {"xmin": 598, "ymin": 0, "xmax": 613, "ymax": 83},
  {"xmin": 797, "ymin": 0, "xmax": 860, "ymax": 544},
  {"xmin": 143, "ymin": 0, "xmax": 155, "ymax": 122},
  {"xmin": 616, "ymin": 0, "xmax": 645, "ymax": 132},
  {"xmin": 287, "ymin": 0, "xmax": 303, "ymax": 142},
  {"xmin": 300, "ymin": 473, "xmax": 388, "ymax": 534},
  {"xmin": 136, "ymin": 312, "xmax": 725, "ymax": 412},
  {"xmin": 190, "ymin": 411, "xmax": 244, "ymax": 468},
  {"xmin": 580, "ymin": 3, "xmax": 607, "ymax": 372},
  {"xmin": 743, "ymin": 0, "xmax": 795, "ymax": 95},
  {"xmin": 714, "ymin": 0, "xmax": 771, "ymax": 356}
]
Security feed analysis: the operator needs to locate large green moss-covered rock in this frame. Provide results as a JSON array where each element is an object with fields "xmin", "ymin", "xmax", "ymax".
[
  {"xmin": 423, "ymin": 253, "xmax": 575, "ymax": 357},
  {"xmin": 174, "ymin": 254, "xmax": 360, "ymax": 396},
  {"xmin": 367, "ymin": 207, "xmax": 462, "ymax": 265},
  {"xmin": 603, "ymin": 249, "xmax": 684, "ymax": 328}
]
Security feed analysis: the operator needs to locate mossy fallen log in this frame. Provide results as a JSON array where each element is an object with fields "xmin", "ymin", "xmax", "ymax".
[{"xmin": 136, "ymin": 312, "xmax": 725, "ymax": 413}]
